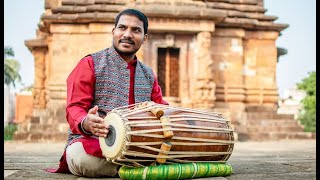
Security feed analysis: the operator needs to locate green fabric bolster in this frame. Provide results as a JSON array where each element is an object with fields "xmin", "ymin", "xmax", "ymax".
[{"xmin": 118, "ymin": 162, "xmax": 233, "ymax": 180}]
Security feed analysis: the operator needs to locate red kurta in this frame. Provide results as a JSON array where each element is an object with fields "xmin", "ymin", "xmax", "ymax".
[{"xmin": 48, "ymin": 55, "xmax": 168, "ymax": 173}]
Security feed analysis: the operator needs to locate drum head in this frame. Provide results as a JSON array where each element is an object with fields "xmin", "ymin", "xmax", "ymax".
[{"xmin": 99, "ymin": 112, "xmax": 128, "ymax": 160}]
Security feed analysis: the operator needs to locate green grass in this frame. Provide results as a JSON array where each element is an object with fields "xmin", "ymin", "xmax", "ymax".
[{"xmin": 4, "ymin": 124, "xmax": 18, "ymax": 140}]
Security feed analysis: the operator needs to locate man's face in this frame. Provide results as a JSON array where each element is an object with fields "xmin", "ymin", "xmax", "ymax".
[{"xmin": 112, "ymin": 15, "xmax": 148, "ymax": 56}]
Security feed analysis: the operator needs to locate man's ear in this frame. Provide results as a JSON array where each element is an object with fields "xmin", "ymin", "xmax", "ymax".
[
  {"xmin": 112, "ymin": 28, "xmax": 115, "ymax": 35},
  {"xmin": 142, "ymin": 34, "xmax": 148, "ymax": 44}
]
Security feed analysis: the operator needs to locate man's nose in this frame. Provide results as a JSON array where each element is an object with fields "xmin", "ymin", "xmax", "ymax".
[{"xmin": 123, "ymin": 29, "xmax": 133, "ymax": 38}]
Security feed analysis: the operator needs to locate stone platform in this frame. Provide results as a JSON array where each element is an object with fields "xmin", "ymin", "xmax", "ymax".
[{"xmin": 4, "ymin": 139, "xmax": 316, "ymax": 179}]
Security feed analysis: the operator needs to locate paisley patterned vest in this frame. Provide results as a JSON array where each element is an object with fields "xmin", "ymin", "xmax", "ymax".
[{"xmin": 66, "ymin": 46, "xmax": 154, "ymax": 147}]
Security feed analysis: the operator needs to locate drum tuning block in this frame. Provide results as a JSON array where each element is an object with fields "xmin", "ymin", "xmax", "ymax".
[
  {"xmin": 160, "ymin": 116, "xmax": 174, "ymax": 139},
  {"xmin": 151, "ymin": 107, "xmax": 164, "ymax": 119},
  {"xmin": 156, "ymin": 141, "xmax": 172, "ymax": 164}
]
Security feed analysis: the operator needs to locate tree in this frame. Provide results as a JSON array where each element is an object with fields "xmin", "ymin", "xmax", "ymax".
[
  {"xmin": 297, "ymin": 71, "xmax": 316, "ymax": 132},
  {"xmin": 4, "ymin": 46, "xmax": 21, "ymax": 88}
]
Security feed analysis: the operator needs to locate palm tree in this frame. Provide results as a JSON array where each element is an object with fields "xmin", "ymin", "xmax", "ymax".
[{"xmin": 4, "ymin": 46, "xmax": 21, "ymax": 88}]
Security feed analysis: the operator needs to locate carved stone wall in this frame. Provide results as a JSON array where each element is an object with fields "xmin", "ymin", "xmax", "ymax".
[
  {"xmin": 19, "ymin": 0, "xmax": 297, "ymax": 142},
  {"xmin": 243, "ymin": 31, "xmax": 279, "ymax": 108},
  {"xmin": 32, "ymin": 48, "xmax": 47, "ymax": 109},
  {"xmin": 27, "ymin": 22, "xmax": 280, "ymax": 125},
  {"xmin": 212, "ymin": 28, "xmax": 246, "ymax": 106},
  {"xmin": 193, "ymin": 31, "xmax": 216, "ymax": 109}
]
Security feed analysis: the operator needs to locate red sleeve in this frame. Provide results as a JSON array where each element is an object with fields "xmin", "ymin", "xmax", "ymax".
[
  {"xmin": 151, "ymin": 72, "xmax": 169, "ymax": 105},
  {"xmin": 66, "ymin": 55, "xmax": 95, "ymax": 135}
]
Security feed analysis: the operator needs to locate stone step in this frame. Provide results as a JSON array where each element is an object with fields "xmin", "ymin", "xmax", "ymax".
[
  {"xmin": 237, "ymin": 132, "xmax": 316, "ymax": 141},
  {"xmin": 41, "ymin": 132, "xmax": 68, "ymax": 142},
  {"xmin": 16, "ymin": 123, "xmax": 29, "ymax": 132},
  {"xmin": 237, "ymin": 125, "xmax": 304, "ymax": 133},
  {"xmin": 14, "ymin": 131, "xmax": 68, "ymax": 143},
  {"xmin": 30, "ymin": 123, "xmax": 55, "ymax": 132},
  {"xmin": 241, "ymin": 119, "xmax": 301, "ymax": 127},
  {"xmin": 273, "ymin": 114, "xmax": 296, "ymax": 119},
  {"xmin": 13, "ymin": 131, "xmax": 30, "ymax": 141},
  {"xmin": 15, "ymin": 123, "xmax": 69, "ymax": 133},
  {"xmin": 33, "ymin": 123, "xmax": 69, "ymax": 133},
  {"xmin": 245, "ymin": 105, "xmax": 276, "ymax": 112},
  {"xmin": 246, "ymin": 112, "xmax": 295, "ymax": 120}
]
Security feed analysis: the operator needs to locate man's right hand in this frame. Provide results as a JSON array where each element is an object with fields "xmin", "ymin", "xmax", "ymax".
[{"xmin": 82, "ymin": 105, "xmax": 109, "ymax": 138}]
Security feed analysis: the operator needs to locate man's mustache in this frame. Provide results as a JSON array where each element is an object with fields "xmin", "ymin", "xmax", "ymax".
[{"xmin": 119, "ymin": 39, "xmax": 134, "ymax": 45}]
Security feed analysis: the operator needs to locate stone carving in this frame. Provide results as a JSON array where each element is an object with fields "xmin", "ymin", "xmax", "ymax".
[
  {"xmin": 194, "ymin": 31, "xmax": 216, "ymax": 108},
  {"xmin": 33, "ymin": 89, "xmax": 46, "ymax": 109},
  {"xmin": 196, "ymin": 31, "xmax": 213, "ymax": 79},
  {"xmin": 33, "ymin": 49, "xmax": 46, "ymax": 109}
]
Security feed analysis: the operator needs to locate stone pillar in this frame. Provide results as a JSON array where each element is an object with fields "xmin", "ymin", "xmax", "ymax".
[
  {"xmin": 211, "ymin": 28, "xmax": 246, "ymax": 106},
  {"xmin": 32, "ymin": 48, "xmax": 47, "ymax": 109},
  {"xmin": 193, "ymin": 31, "xmax": 216, "ymax": 109},
  {"xmin": 243, "ymin": 31, "xmax": 279, "ymax": 108},
  {"xmin": 209, "ymin": 28, "xmax": 246, "ymax": 127}
]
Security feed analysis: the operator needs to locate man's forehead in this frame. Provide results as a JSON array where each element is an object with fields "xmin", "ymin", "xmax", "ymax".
[{"xmin": 118, "ymin": 15, "xmax": 143, "ymax": 25}]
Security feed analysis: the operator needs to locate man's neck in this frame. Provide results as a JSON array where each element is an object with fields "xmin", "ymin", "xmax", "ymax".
[
  {"xmin": 111, "ymin": 45, "xmax": 137, "ymax": 63},
  {"xmin": 119, "ymin": 54, "xmax": 136, "ymax": 63}
]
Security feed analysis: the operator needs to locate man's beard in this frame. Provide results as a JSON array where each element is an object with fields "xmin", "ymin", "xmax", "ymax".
[{"xmin": 113, "ymin": 42, "xmax": 139, "ymax": 56}]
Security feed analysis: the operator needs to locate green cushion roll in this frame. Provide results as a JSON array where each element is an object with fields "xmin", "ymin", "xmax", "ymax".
[{"xmin": 118, "ymin": 162, "xmax": 233, "ymax": 180}]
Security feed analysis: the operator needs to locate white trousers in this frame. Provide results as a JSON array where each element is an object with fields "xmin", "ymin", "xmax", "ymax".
[{"xmin": 66, "ymin": 142, "xmax": 119, "ymax": 177}]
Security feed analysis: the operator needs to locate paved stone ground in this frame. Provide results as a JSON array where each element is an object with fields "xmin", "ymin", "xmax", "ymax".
[{"xmin": 4, "ymin": 139, "xmax": 316, "ymax": 180}]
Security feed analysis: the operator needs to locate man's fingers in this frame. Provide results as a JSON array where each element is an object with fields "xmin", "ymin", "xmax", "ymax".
[
  {"xmin": 85, "ymin": 111, "xmax": 110, "ymax": 135},
  {"xmin": 87, "ymin": 114, "xmax": 104, "ymax": 123},
  {"xmin": 89, "ymin": 117, "xmax": 104, "ymax": 124},
  {"xmin": 92, "ymin": 128, "xmax": 109, "ymax": 138},
  {"xmin": 90, "ymin": 123, "xmax": 107, "ymax": 129},
  {"xmin": 95, "ymin": 132, "xmax": 108, "ymax": 138},
  {"xmin": 88, "ymin": 105, "xmax": 98, "ymax": 114},
  {"xmin": 92, "ymin": 128, "xmax": 108, "ymax": 134}
]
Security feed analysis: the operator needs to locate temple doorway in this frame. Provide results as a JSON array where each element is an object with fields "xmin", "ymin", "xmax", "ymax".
[{"xmin": 157, "ymin": 48, "xmax": 180, "ymax": 97}]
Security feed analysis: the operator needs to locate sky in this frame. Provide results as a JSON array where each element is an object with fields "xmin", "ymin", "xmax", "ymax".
[{"xmin": 4, "ymin": 0, "xmax": 316, "ymax": 98}]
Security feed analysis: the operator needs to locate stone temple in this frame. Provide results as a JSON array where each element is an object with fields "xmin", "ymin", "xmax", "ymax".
[{"xmin": 15, "ymin": 0, "xmax": 315, "ymax": 141}]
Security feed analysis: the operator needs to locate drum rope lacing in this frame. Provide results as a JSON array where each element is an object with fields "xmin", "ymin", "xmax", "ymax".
[{"xmin": 100, "ymin": 102, "xmax": 234, "ymax": 167}]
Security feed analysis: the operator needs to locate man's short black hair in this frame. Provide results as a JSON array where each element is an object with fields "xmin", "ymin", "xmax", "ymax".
[{"xmin": 115, "ymin": 9, "xmax": 149, "ymax": 34}]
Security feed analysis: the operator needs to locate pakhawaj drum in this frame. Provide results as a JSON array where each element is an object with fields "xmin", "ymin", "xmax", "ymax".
[{"xmin": 99, "ymin": 102, "xmax": 235, "ymax": 167}]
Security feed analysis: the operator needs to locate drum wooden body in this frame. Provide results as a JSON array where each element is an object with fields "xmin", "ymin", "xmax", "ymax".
[{"xmin": 99, "ymin": 102, "xmax": 234, "ymax": 167}]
